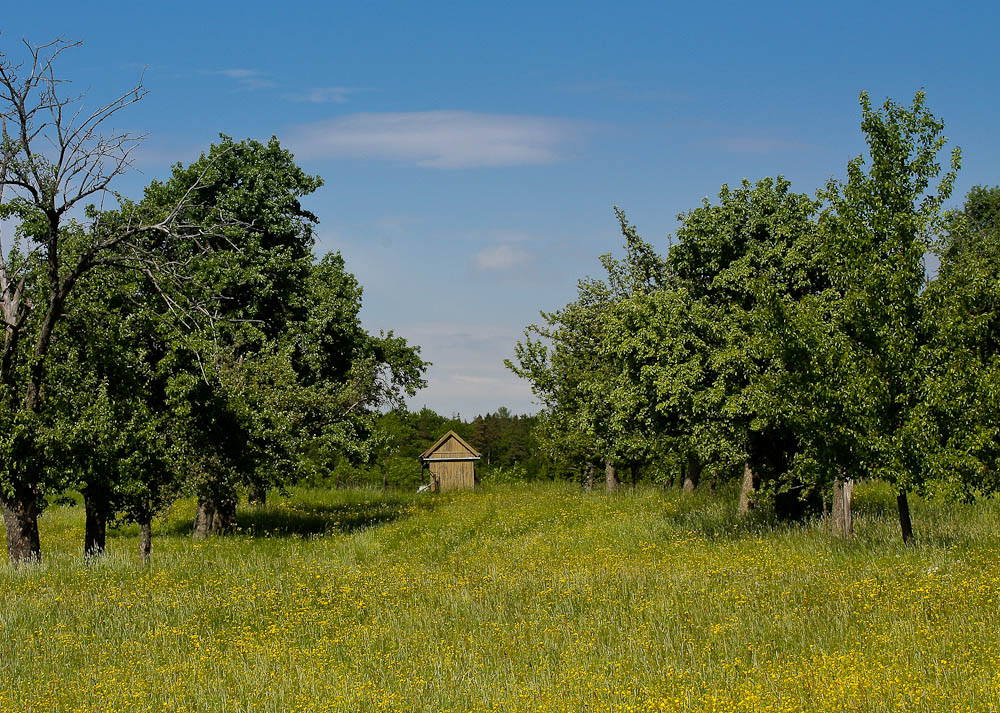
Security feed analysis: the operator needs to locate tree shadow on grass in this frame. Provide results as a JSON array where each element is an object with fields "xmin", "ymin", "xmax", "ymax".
[
  {"xmin": 662, "ymin": 482, "xmax": 1000, "ymax": 550},
  {"xmin": 163, "ymin": 493, "xmax": 438, "ymax": 539},
  {"xmin": 237, "ymin": 500, "xmax": 410, "ymax": 537},
  {"xmin": 656, "ymin": 484, "xmax": 825, "ymax": 542}
]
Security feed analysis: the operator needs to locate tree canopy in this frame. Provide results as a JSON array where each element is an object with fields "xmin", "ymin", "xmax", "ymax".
[{"xmin": 510, "ymin": 91, "xmax": 989, "ymax": 542}]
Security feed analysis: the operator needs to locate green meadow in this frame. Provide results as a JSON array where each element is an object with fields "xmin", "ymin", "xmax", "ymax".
[{"xmin": 2, "ymin": 482, "xmax": 998, "ymax": 712}]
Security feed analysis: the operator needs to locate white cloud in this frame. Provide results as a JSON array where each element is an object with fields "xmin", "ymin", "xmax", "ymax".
[
  {"xmin": 471, "ymin": 244, "xmax": 530, "ymax": 271},
  {"xmin": 211, "ymin": 69, "xmax": 276, "ymax": 91},
  {"xmin": 392, "ymin": 322, "xmax": 536, "ymax": 416},
  {"xmin": 215, "ymin": 69, "xmax": 258, "ymax": 79},
  {"xmin": 285, "ymin": 111, "xmax": 582, "ymax": 169},
  {"xmin": 130, "ymin": 140, "xmax": 206, "ymax": 170},
  {"xmin": 289, "ymin": 86, "xmax": 366, "ymax": 104},
  {"xmin": 374, "ymin": 215, "xmax": 424, "ymax": 233}
]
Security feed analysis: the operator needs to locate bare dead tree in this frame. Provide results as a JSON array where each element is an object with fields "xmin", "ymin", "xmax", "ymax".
[{"xmin": 0, "ymin": 37, "xmax": 232, "ymax": 564}]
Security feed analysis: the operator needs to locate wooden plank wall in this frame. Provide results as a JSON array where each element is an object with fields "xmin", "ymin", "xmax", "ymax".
[
  {"xmin": 434, "ymin": 436, "xmax": 473, "ymax": 458},
  {"xmin": 430, "ymin": 460, "xmax": 475, "ymax": 491}
]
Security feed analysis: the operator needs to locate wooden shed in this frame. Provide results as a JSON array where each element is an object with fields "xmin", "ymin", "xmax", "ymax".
[{"xmin": 419, "ymin": 430, "xmax": 481, "ymax": 492}]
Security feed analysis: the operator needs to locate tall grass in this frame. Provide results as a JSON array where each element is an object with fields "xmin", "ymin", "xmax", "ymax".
[{"xmin": 1, "ymin": 482, "xmax": 998, "ymax": 712}]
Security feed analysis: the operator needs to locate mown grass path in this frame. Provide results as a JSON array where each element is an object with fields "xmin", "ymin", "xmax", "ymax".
[{"xmin": 2, "ymin": 483, "xmax": 998, "ymax": 712}]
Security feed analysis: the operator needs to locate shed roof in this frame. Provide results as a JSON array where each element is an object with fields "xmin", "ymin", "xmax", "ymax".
[{"xmin": 419, "ymin": 430, "xmax": 481, "ymax": 461}]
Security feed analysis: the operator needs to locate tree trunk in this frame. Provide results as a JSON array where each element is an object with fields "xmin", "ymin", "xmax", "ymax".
[
  {"xmin": 83, "ymin": 487, "xmax": 109, "ymax": 559},
  {"xmin": 24, "ymin": 286, "xmax": 70, "ymax": 414},
  {"xmin": 630, "ymin": 463, "xmax": 639, "ymax": 489},
  {"xmin": 248, "ymin": 483, "xmax": 267, "ymax": 507},
  {"xmin": 1, "ymin": 268, "xmax": 68, "ymax": 566},
  {"xmin": 382, "ymin": 466, "xmax": 388, "ymax": 492},
  {"xmin": 683, "ymin": 452, "xmax": 700, "ymax": 492},
  {"xmin": 194, "ymin": 490, "xmax": 237, "ymax": 539},
  {"xmin": 737, "ymin": 461, "xmax": 760, "ymax": 515},
  {"xmin": 605, "ymin": 460, "xmax": 618, "ymax": 492},
  {"xmin": 831, "ymin": 476, "xmax": 854, "ymax": 538},
  {"xmin": 583, "ymin": 462, "xmax": 595, "ymax": 491},
  {"xmin": 139, "ymin": 518, "xmax": 152, "ymax": 565},
  {"xmin": 1, "ymin": 488, "xmax": 41, "ymax": 564},
  {"xmin": 897, "ymin": 490, "xmax": 914, "ymax": 544},
  {"xmin": 212, "ymin": 495, "xmax": 237, "ymax": 534},
  {"xmin": 192, "ymin": 497, "xmax": 215, "ymax": 539}
]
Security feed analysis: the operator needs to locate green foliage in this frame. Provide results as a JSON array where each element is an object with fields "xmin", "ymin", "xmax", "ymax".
[
  {"xmin": 131, "ymin": 136, "xmax": 426, "ymax": 503},
  {"xmin": 479, "ymin": 462, "xmax": 530, "ymax": 483},
  {"xmin": 22, "ymin": 136, "xmax": 427, "ymax": 541},
  {"xmin": 515, "ymin": 176, "xmax": 832, "ymax": 500},
  {"xmin": 916, "ymin": 185, "xmax": 1000, "ymax": 498},
  {"xmin": 508, "ymin": 91, "xmax": 994, "ymax": 529},
  {"xmin": 129, "ymin": 136, "xmax": 326, "ymax": 508},
  {"xmin": 508, "ymin": 209, "xmax": 673, "ymax": 478},
  {"xmin": 43, "ymin": 258, "xmax": 175, "ymax": 526},
  {"xmin": 659, "ymin": 176, "xmax": 825, "ymax": 486},
  {"xmin": 800, "ymin": 91, "xmax": 957, "ymax": 494}
]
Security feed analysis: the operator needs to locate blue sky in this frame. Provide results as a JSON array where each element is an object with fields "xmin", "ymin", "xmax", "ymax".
[{"xmin": 4, "ymin": 2, "xmax": 998, "ymax": 416}]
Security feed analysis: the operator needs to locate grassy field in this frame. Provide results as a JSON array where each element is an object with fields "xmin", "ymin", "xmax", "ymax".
[{"xmin": 1, "ymin": 482, "xmax": 999, "ymax": 713}]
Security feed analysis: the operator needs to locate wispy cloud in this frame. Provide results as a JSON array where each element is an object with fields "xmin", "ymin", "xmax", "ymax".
[
  {"xmin": 285, "ymin": 111, "xmax": 584, "ymax": 168},
  {"xmin": 471, "ymin": 244, "xmax": 531, "ymax": 271},
  {"xmin": 289, "ymin": 86, "xmax": 367, "ymax": 104},
  {"xmin": 130, "ymin": 140, "xmax": 207, "ymax": 170},
  {"xmin": 396, "ymin": 322, "xmax": 536, "ymax": 416},
  {"xmin": 374, "ymin": 215, "xmax": 425, "ymax": 233},
  {"xmin": 210, "ymin": 68, "xmax": 276, "ymax": 91}
]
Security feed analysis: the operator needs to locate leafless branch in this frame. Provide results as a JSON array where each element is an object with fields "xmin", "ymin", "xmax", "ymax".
[
  {"xmin": 340, "ymin": 400, "xmax": 363, "ymax": 418},
  {"xmin": 0, "ymin": 35, "xmax": 147, "ymax": 217},
  {"xmin": 0, "ymin": 37, "xmax": 259, "ymax": 408}
]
